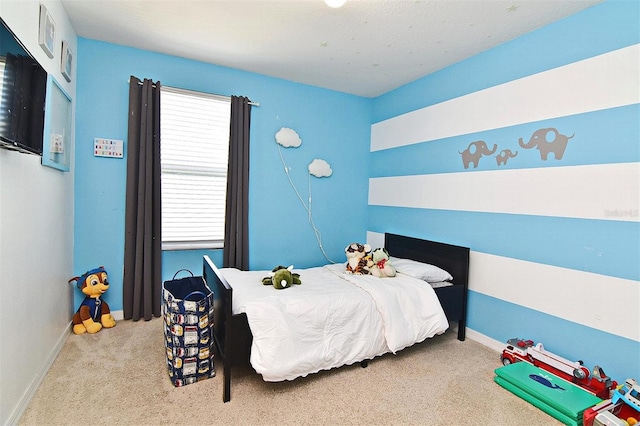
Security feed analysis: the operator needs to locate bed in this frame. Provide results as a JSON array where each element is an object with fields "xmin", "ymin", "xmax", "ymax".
[{"xmin": 203, "ymin": 233, "xmax": 470, "ymax": 402}]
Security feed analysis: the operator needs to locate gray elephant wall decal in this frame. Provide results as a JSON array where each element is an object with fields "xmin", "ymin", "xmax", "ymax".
[
  {"xmin": 495, "ymin": 149, "xmax": 518, "ymax": 166},
  {"xmin": 519, "ymin": 128, "xmax": 575, "ymax": 160},
  {"xmin": 459, "ymin": 140, "xmax": 498, "ymax": 169}
]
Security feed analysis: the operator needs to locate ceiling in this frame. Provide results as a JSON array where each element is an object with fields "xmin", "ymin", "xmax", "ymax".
[{"xmin": 60, "ymin": 0, "xmax": 601, "ymax": 98}]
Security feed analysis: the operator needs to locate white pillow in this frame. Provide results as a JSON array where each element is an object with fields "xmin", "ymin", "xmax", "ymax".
[{"xmin": 389, "ymin": 257, "xmax": 453, "ymax": 283}]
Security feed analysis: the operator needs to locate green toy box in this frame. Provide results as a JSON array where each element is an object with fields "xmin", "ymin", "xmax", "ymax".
[{"xmin": 494, "ymin": 362, "xmax": 602, "ymax": 426}]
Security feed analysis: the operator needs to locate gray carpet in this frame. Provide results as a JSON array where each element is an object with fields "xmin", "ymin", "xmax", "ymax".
[{"xmin": 19, "ymin": 318, "xmax": 560, "ymax": 425}]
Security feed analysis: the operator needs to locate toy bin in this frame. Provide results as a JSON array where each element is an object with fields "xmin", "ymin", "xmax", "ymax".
[{"xmin": 162, "ymin": 269, "xmax": 215, "ymax": 387}]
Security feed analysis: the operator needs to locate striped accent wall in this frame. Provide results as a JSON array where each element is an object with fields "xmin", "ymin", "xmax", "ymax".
[
  {"xmin": 371, "ymin": 46, "xmax": 638, "ymax": 152},
  {"xmin": 368, "ymin": 30, "xmax": 639, "ymax": 383}
]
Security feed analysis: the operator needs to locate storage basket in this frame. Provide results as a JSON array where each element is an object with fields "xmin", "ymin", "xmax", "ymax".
[{"xmin": 162, "ymin": 269, "xmax": 215, "ymax": 387}]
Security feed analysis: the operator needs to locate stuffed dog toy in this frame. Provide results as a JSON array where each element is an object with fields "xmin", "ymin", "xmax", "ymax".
[{"xmin": 68, "ymin": 266, "xmax": 116, "ymax": 334}]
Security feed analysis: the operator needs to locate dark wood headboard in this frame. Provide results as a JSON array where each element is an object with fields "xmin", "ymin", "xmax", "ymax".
[
  {"xmin": 384, "ymin": 233, "xmax": 470, "ymax": 341},
  {"xmin": 384, "ymin": 233, "xmax": 469, "ymax": 288}
]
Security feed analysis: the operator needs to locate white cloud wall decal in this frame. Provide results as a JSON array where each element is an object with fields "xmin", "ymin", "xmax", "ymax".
[
  {"xmin": 308, "ymin": 159, "xmax": 333, "ymax": 177},
  {"xmin": 275, "ymin": 127, "xmax": 302, "ymax": 148}
]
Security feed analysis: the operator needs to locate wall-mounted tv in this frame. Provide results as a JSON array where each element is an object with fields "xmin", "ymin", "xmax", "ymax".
[{"xmin": 0, "ymin": 18, "xmax": 47, "ymax": 155}]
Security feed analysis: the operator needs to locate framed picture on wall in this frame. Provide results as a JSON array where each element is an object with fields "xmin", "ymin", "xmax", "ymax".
[
  {"xmin": 42, "ymin": 76, "xmax": 72, "ymax": 172},
  {"xmin": 38, "ymin": 4, "xmax": 55, "ymax": 58},
  {"xmin": 61, "ymin": 41, "xmax": 72, "ymax": 82}
]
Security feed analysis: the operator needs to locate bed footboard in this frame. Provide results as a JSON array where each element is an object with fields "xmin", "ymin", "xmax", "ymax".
[{"xmin": 203, "ymin": 256, "xmax": 252, "ymax": 402}]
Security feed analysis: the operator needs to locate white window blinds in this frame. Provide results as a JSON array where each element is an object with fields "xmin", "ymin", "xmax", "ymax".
[
  {"xmin": 0, "ymin": 56, "xmax": 8, "ymax": 139},
  {"xmin": 160, "ymin": 86, "xmax": 231, "ymax": 250}
]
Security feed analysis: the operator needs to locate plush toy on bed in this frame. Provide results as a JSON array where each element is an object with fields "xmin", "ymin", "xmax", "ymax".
[
  {"xmin": 369, "ymin": 248, "xmax": 396, "ymax": 278},
  {"xmin": 345, "ymin": 243, "xmax": 372, "ymax": 275},
  {"xmin": 68, "ymin": 266, "xmax": 116, "ymax": 335},
  {"xmin": 262, "ymin": 265, "xmax": 302, "ymax": 289}
]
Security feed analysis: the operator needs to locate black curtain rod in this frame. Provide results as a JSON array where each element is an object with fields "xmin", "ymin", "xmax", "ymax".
[{"xmin": 130, "ymin": 79, "xmax": 259, "ymax": 106}]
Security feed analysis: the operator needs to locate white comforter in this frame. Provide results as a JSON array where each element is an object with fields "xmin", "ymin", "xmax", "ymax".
[{"xmin": 221, "ymin": 264, "xmax": 449, "ymax": 382}]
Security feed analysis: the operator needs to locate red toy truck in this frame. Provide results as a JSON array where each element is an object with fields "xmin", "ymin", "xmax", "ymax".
[
  {"xmin": 583, "ymin": 379, "xmax": 639, "ymax": 426},
  {"xmin": 500, "ymin": 338, "xmax": 617, "ymax": 400}
]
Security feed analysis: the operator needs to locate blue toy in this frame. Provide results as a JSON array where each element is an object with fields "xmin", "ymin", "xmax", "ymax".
[{"xmin": 68, "ymin": 267, "xmax": 116, "ymax": 334}]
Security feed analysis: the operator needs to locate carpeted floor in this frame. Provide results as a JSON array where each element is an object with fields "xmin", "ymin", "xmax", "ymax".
[{"xmin": 19, "ymin": 318, "xmax": 561, "ymax": 425}]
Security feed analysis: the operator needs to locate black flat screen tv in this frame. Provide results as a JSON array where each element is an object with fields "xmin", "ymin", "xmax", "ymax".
[{"xmin": 0, "ymin": 18, "xmax": 47, "ymax": 155}]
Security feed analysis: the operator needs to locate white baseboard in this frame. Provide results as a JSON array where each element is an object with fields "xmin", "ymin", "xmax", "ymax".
[
  {"xmin": 465, "ymin": 327, "xmax": 505, "ymax": 354},
  {"xmin": 10, "ymin": 312, "xmax": 124, "ymax": 425},
  {"xmin": 8, "ymin": 322, "xmax": 71, "ymax": 426}
]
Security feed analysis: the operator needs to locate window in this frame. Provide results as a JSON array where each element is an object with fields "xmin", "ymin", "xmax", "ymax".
[{"xmin": 160, "ymin": 86, "xmax": 231, "ymax": 250}]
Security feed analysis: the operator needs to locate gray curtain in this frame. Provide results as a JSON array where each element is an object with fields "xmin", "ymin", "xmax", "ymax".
[
  {"xmin": 123, "ymin": 76, "xmax": 162, "ymax": 321},
  {"xmin": 223, "ymin": 96, "xmax": 252, "ymax": 270}
]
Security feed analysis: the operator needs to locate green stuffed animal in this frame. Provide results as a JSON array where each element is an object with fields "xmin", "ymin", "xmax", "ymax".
[{"xmin": 262, "ymin": 265, "xmax": 302, "ymax": 289}]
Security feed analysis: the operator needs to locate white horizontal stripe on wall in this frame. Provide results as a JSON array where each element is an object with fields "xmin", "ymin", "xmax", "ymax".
[
  {"xmin": 368, "ymin": 162, "xmax": 639, "ymax": 222},
  {"xmin": 469, "ymin": 251, "xmax": 640, "ymax": 342},
  {"xmin": 368, "ymin": 229, "xmax": 639, "ymax": 342},
  {"xmin": 371, "ymin": 44, "xmax": 640, "ymax": 152}
]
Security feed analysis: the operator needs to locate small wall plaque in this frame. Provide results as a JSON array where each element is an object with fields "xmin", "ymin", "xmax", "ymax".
[{"xmin": 94, "ymin": 138, "xmax": 124, "ymax": 158}]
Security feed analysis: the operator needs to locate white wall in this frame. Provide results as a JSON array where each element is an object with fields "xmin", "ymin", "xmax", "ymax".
[{"xmin": 0, "ymin": 1, "xmax": 76, "ymax": 424}]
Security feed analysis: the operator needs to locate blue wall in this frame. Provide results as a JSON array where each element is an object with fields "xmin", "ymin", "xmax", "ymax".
[
  {"xmin": 74, "ymin": 40, "xmax": 372, "ymax": 313},
  {"xmin": 368, "ymin": 0, "xmax": 639, "ymax": 384}
]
